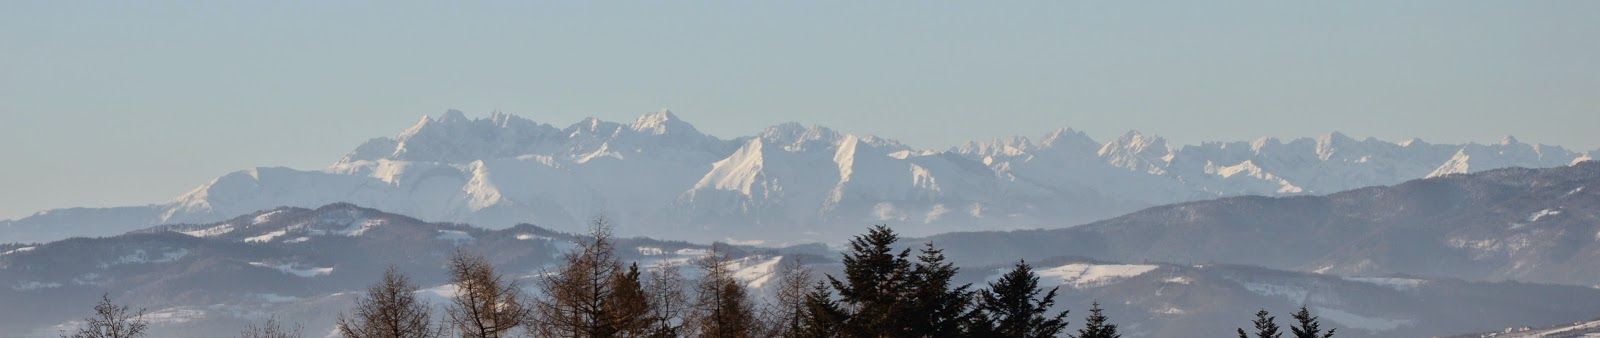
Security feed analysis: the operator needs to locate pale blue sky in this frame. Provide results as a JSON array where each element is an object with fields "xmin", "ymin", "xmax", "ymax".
[{"xmin": 2, "ymin": 1, "xmax": 1597, "ymax": 219}]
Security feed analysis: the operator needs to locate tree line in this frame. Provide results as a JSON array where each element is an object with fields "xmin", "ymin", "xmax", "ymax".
[{"xmin": 59, "ymin": 223, "xmax": 1337, "ymax": 338}]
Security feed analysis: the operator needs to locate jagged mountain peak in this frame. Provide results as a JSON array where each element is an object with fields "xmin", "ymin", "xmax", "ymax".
[
  {"xmin": 1399, "ymin": 137, "xmax": 1428, "ymax": 147},
  {"xmin": 1248, "ymin": 136, "xmax": 1282, "ymax": 152},
  {"xmin": 629, "ymin": 109, "xmax": 687, "ymax": 134},
  {"xmin": 760, "ymin": 122, "xmax": 840, "ymax": 150},
  {"xmin": 437, "ymin": 108, "xmax": 468, "ymax": 123},
  {"xmin": 1313, "ymin": 131, "xmax": 1358, "ymax": 160},
  {"xmin": 1103, "ymin": 130, "xmax": 1169, "ymax": 153},
  {"xmin": 1038, "ymin": 127, "xmax": 1097, "ymax": 150}
]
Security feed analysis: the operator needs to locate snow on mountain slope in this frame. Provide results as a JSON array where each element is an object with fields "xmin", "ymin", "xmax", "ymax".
[{"xmin": 4, "ymin": 110, "xmax": 1596, "ymax": 244}]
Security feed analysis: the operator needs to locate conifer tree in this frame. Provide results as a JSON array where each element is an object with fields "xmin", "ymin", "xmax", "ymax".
[
  {"xmin": 1075, "ymin": 302, "xmax": 1119, "ymax": 338},
  {"xmin": 906, "ymin": 242, "xmax": 977, "ymax": 337},
  {"xmin": 1237, "ymin": 309, "xmax": 1282, "ymax": 338},
  {"xmin": 796, "ymin": 281, "xmax": 846, "ymax": 338},
  {"xmin": 975, "ymin": 260, "xmax": 1069, "ymax": 338},
  {"xmin": 826, "ymin": 225, "xmax": 915, "ymax": 336},
  {"xmin": 1289, "ymin": 306, "xmax": 1334, "ymax": 338},
  {"xmin": 607, "ymin": 263, "xmax": 654, "ymax": 337}
]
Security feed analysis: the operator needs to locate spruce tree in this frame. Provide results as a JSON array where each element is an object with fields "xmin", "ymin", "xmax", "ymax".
[
  {"xmin": 1237, "ymin": 309, "xmax": 1282, "ymax": 338},
  {"xmin": 606, "ymin": 263, "xmax": 653, "ymax": 336},
  {"xmin": 825, "ymin": 225, "xmax": 915, "ymax": 336},
  {"xmin": 906, "ymin": 242, "xmax": 977, "ymax": 337},
  {"xmin": 975, "ymin": 260, "xmax": 1070, "ymax": 338},
  {"xmin": 796, "ymin": 281, "xmax": 846, "ymax": 338},
  {"xmin": 1075, "ymin": 302, "xmax": 1119, "ymax": 338},
  {"xmin": 1289, "ymin": 306, "xmax": 1335, "ymax": 338}
]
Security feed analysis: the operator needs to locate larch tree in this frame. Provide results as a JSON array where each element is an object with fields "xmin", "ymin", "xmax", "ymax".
[
  {"xmin": 336, "ymin": 266, "xmax": 443, "ymax": 338},
  {"xmin": 687, "ymin": 246, "xmax": 759, "ymax": 338},
  {"xmin": 766, "ymin": 258, "xmax": 815, "ymax": 338},
  {"xmin": 531, "ymin": 217, "xmax": 626, "ymax": 338},
  {"xmin": 445, "ymin": 251, "xmax": 530, "ymax": 338}
]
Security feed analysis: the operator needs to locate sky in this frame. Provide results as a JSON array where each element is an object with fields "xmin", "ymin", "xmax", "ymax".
[{"xmin": 2, "ymin": 1, "xmax": 1598, "ymax": 220}]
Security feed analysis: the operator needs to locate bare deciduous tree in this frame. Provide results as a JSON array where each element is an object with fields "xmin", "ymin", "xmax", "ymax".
[
  {"xmin": 687, "ymin": 246, "xmax": 759, "ymax": 338},
  {"xmin": 446, "ymin": 251, "xmax": 530, "ymax": 338},
  {"xmin": 61, "ymin": 294, "xmax": 148, "ymax": 338},
  {"xmin": 240, "ymin": 316, "xmax": 304, "ymax": 338},
  {"xmin": 337, "ymin": 266, "xmax": 443, "ymax": 338},
  {"xmin": 764, "ymin": 258, "xmax": 814, "ymax": 337},
  {"xmin": 644, "ymin": 263, "xmax": 689, "ymax": 338}
]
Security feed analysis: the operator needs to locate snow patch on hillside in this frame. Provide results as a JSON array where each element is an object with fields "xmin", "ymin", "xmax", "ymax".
[
  {"xmin": 733, "ymin": 256, "xmax": 784, "ymax": 289},
  {"xmin": 1343, "ymin": 277, "xmax": 1427, "ymax": 291},
  {"xmin": 252, "ymin": 210, "xmax": 283, "ymax": 225},
  {"xmin": 180, "ymin": 224, "xmax": 234, "ymax": 238},
  {"xmin": 99, "ymin": 248, "xmax": 189, "ymax": 268},
  {"xmin": 1033, "ymin": 263, "xmax": 1158, "ymax": 288},
  {"xmin": 2, "ymin": 246, "xmax": 35, "ymax": 256},
  {"xmin": 1565, "ymin": 186, "xmax": 1586, "ymax": 197},
  {"xmin": 249, "ymin": 262, "xmax": 334, "ymax": 277},
  {"xmin": 244, "ymin": 229, "xmax": 288, "ymax": 243},
  {"xmin": 1528, "ymin": 209, "xmax": 1562, "ymax": 223}
]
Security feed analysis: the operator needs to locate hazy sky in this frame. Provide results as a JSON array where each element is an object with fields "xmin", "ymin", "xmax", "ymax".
[{"xmin": 2, "ymin": 1, "xmax": 1598, "ymax": 220}]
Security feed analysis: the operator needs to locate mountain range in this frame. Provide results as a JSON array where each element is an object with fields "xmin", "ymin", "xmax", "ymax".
[
  {"xmin": 923, "ymin": 161, "xmax": 1600, "ymax": 287},
  {"xmin": 4, "ymin": 110, "xmax": 1596, "ymax": 244},
  {"xmin": 7, "ymin": 200, "xmax": 1600, "ymax": 338}
]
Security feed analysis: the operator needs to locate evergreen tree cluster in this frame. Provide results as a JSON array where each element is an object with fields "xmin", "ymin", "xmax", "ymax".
[
  {"xmin": 1237, "ymin": 307, "xmax": 1335, "ymax": 338},
  {"xmin": 58, "ymin": 223, "xmax": 1339, "ymax": 338}
]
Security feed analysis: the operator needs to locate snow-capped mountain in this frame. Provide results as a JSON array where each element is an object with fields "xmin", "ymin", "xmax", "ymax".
[{"xmin": 4, "ymin": 110, "xmax": 1596, "ymax": 243}]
